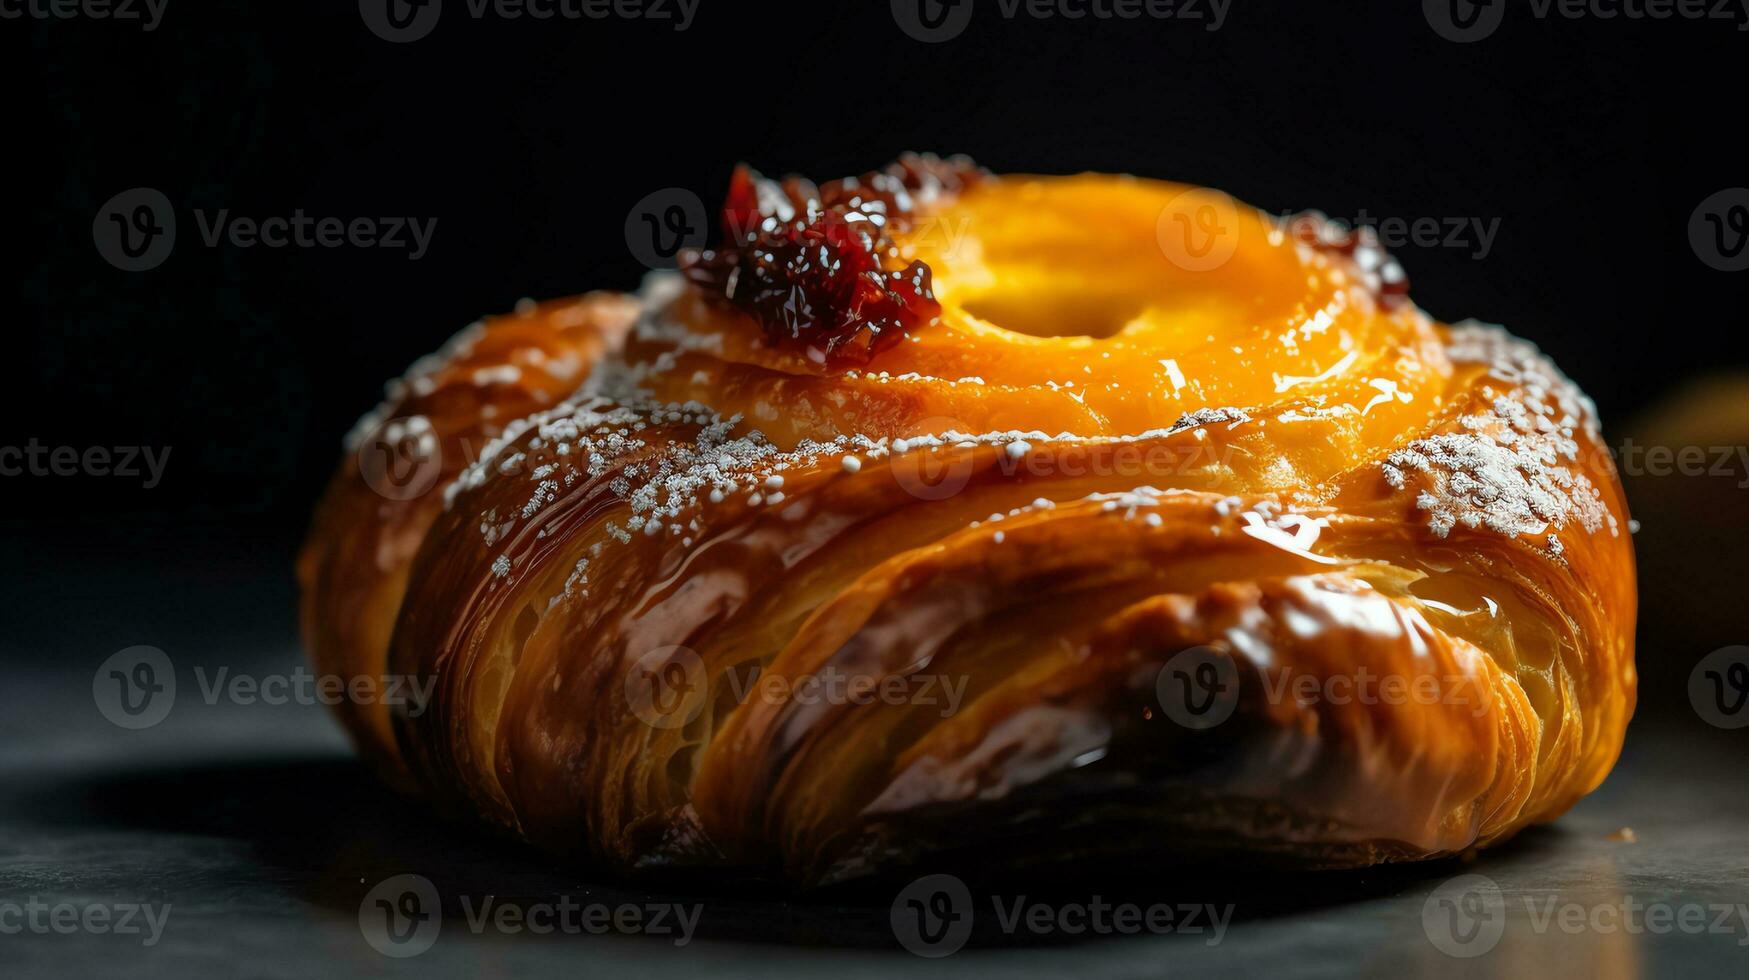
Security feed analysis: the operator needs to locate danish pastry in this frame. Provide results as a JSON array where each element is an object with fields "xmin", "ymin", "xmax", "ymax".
[{"xmin": 300, "ymin": 156, "xmax": 1636, "ymax": 885}]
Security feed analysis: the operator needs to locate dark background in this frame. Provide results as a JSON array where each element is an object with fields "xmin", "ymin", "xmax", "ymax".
[
  {"xmin": 10, "ymin": 2, "xmax": 1749, "ymax": 704},
  {"xmin": 6, "ymin": 5, "xmax": 1749, "ymax": 975}
]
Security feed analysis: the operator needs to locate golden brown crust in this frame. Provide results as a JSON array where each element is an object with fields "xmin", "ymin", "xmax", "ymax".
[
  {"xmin": 296, "ymin": 293, "xmax": 637, "ymax": 787},
  {"xmin": 300, "ymin": 170, "xmax": 1636, "ymax": 886}
]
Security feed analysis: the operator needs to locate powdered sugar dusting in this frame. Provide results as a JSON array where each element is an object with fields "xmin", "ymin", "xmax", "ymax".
[
  {"xmin": 1171, "ymin": 407, "xmax": 1251, "ymax": 432},
  {"xmin": 1382, "ymin": 321, "xmax": 1614, "ymax": 542},
  {"xmin": 1445, "ymin": 320, "xmax": 1600, "ymax": 438},
  {"xmin": 360, "ymin": 275, "xmax": 1616, "ymax": 600}
]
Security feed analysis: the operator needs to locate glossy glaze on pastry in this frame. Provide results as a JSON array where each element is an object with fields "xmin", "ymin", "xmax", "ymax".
[{"xmin": 300, "ymin": 157, "xmax": 1637, "ymax": 885}]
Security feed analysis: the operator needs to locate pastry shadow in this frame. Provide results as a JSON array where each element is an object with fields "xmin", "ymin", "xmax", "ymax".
[{"xmin": 21, "ymin": 755, "xmax": 1560, "ymax": 950}]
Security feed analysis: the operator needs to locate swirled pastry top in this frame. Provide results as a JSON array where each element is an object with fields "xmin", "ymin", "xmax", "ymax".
[
  {"xmin": 446, "ymin": 165, "xmax": 1618, "ymax": 563},
  {"xmin": 311, "ymin": 160, "xmax": 1633, "ymax": 882}
]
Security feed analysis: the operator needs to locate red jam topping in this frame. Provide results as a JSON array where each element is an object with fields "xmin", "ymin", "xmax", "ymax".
[{"xmin": 682, "ymin": 154, "xmax": 984, "ymax": 367}]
